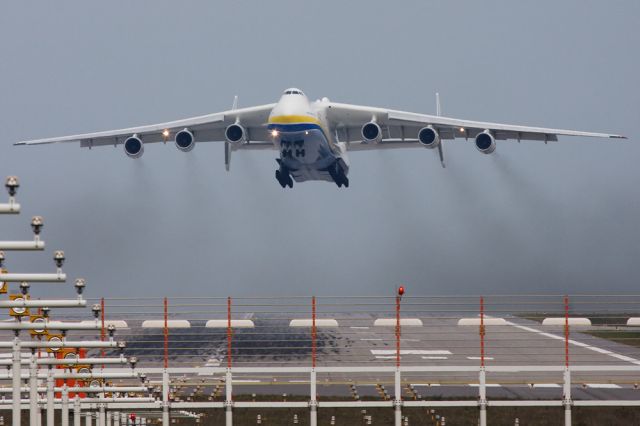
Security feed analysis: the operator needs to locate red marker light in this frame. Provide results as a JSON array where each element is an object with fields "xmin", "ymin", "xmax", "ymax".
[{"xmin": 398, "ymin": 286, "xmax": 405, "ymax": 296}]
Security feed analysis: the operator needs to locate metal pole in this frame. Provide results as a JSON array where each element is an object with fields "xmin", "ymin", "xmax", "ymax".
[
  {"xmin": 74, "ymin": 397, "xmax": 81, "ymax": 426},
  {"xmin": 162, "ymin": 369, "xmax": 170, "ymax": 426},
  {"xmin": 46, "ymin": 367, "xmax": 54, "ymax": 426},
  {"xmin": 30, "ymin": 349, "xmax": 38, "ymax": 426},
  {"xmin": 564, "ymin": 295, "xmax": 572, "ymax": 426},
  {"xmin": 113, "ymin": 412, "xmax": 119, "ymax": 426},
  {"xmin": 479, "ymin": 367, "xmax": 487, "ymax": 426},
  {"xmin": 225, "ymin": 368, "xmax": 233, "ymax": 426},
  {"xmin": 61, "ymin": 384, "xmax": 69, "ymax": 426},
  {"xmin": 479, "ymin": 296, "xmax": 487, "ymax": 426},
  {"xmin": 98, "ymin": 397, "xmax": 105, "ymax": 426},
  {"xmin": 563, "ymin": 368, "xmax": 572, "ymax": 426},
  {"xmin": 13, "ymin": 334, "xmax": 22, "ymax": 426},
  {"xmin": 310, "ymin": 369, "xmax": 317, "ymax": 426},
  {"xmin": 106, "ymin": 412, "xmax": 111, "ymax": 426},
  {"xmin": 85, "ymin": 412, "xmax": 92, "ymax": 426},
  {"xmin": 394, "ymin": 293, "xmax": 402, "ymax": 426},
  {"xmin": 394, "ymin": 369, "xmax": 402, "ymax": 426},
  {"xmin": 310, "ymin": 297, "xmax": 318, "ymax": 426}
]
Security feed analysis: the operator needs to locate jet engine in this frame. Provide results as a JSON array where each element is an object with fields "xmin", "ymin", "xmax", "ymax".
[
  {"xmin": 225, "ymin": 124, "xmax": 246, "ymax": 145},
  {"xmin": 175, "ymin": 129, "xmax": 195, "ymax": 152},
  {"xmin": 124, "ymin": 135, "xmax": 144, "ymax": 158},
  {"xmin": 418, "ymin": 126, "xmax": 440, "ymax": 149},
  {"xmin": 361, "ymin": 122, "xmax": 382, "ymax": 143},
  {"xmin": 475, "ymin": 130, "xmax": 496, "ymax": 154}
]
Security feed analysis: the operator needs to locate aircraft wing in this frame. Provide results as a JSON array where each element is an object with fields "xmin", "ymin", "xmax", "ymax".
[
  {"xmin": 15, "ymin": 104, "xmax": 277, "ymax": 148},
  {"xmin": 326, "ymin": 102, "xmax": 626, "ymax": 150}
]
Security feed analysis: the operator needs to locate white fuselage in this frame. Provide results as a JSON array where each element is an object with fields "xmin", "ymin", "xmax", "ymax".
[{"xmin": 267, "ymin": 89, "xmax": 349, "ymax": 183}]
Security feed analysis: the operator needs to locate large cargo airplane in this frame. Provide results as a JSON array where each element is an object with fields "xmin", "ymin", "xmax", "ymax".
[{"xmin": 16, "ymin": 88, "xmax": 625, "ymax": 188}]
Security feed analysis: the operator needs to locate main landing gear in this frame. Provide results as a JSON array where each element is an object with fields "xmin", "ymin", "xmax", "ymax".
[
  {"xmin": 275, "ymin": 163, "xmax": 294, "ymax": 188},
  {"xmin": 328, "ymin": 162, "xmax": 349, "ymax": 188}
]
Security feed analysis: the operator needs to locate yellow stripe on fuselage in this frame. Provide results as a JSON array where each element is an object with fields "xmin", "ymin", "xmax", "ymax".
[{"xmin": 268, "ymin": 115, "xmax": 321, "ymax": 125}]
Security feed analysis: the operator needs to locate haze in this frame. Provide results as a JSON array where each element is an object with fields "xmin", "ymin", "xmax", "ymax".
[{"xmin": 0, "ymin": 1, "xmax": 638, "ymax": 299}]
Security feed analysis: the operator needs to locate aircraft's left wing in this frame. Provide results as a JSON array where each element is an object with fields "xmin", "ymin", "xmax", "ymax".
[
  {"xmin": 326, "ymin": 102, "xmax": 626, "ymax": 149},
  {"xmin": 15, "ymin": 103, "xmax": 277, "ymax": 148}
]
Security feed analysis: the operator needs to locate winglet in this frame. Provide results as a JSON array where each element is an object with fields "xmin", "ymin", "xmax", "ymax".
[
  {"xmin": 436, "ymin": 92, "xmax": 441, "ymax": 117},
  {"xmin": 231, "ymin": 95, "xmax": 238, "ymax": 111}
]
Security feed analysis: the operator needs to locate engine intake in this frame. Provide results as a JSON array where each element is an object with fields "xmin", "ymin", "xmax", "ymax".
[
  {"xmin": 475, "ymin": 130, "xmax": 496, "ymax": 154},
  {"xmin": 175, "ymin": 129, "xmax": 195, "ymax": 152},
  {"xmin": 225, "ymin": 124, "xmax": 246, "ymax": 144},
  {"xmin": 124, "ymin": 135, "xmax": 144, "ymax": 158},
  {"xmin": 418, "ymin": 126, "xmax": 440, "ymax": 148},
  {"xmin": 361, "ymin": 122, "xmax": 382, "ymax": 143}
]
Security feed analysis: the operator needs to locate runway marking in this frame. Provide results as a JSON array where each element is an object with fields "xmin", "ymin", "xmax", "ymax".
[
  {"xmin": 467, "ymin": 356, "xmax": 494, "ymax": 360},
  {"xmin": 586, "ymin": 383, "xmax": 621, "ymax": 389},
  {"xmin": 411, "ymin": 383, "xmax": 441, "ymax": 387},
  {"xmin": 401, "ymin": 339, "xmax": 420, "ymax": 342},
  {"xmin": 468, "ymin": 383, "xmax": 501, "ymax": 387},
  {"xmin": 375, "ymin": 356, "xmax": 398, "ymax": 359},
  {"xmin": 360, "ymin": 338, "xmax": 383, "ymax": 341},
  {"xmin": 504, "ymin": 320, "xmax": 640, "ymax": 365},
  {"xmin": 288, "ymin": 380, "xmax": 310, "ymax": 383},
  {"xmin": 422, "ymin": 356, "xmax": 448, "ymax": 360},
  {"xmin": 350, "ymin": 326, "xmax": 370, "ymax": 329},
  {"xmin": 532, "ymin": 383, "xmax": 561, "ymax": 388},
  {"xmin": 371, "ymin": 350, "xmax": 452, "ymax": 355},
  {"xmin": 232, "ymin": 380, "xmax": 261, "ymax": 383}
]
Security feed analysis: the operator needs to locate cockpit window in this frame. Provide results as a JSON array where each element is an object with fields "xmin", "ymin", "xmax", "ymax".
[{"xmin": 284, "ymin": 89, "xmax": 303, "ymax": 95}]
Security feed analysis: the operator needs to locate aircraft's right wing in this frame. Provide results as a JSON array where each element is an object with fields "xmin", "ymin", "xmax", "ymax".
[
  {"xmin": 15, "ymin": 103, "xmax": 277, "ymax": 148},
  {"xmin": 326, "ymin": 102, "xmax": 626, "ymax": 146}
]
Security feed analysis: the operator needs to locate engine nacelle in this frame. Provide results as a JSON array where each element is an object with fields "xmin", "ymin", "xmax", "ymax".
[
  {"xmin": 175, "ymin": 128, "xmax": 195, "ymax": 152},
  {"xmin": 225, "ymin": 124, "xmax": 246, "ymax": 145},
  {"xmin": 418, "ymin": 126, "xmax": 440, "ymax": 149},
  {"xmin": 361, "ymin": 122, "xmax": 382, "ymax": 143},
  {"xmin": 475, "ymin": 130, "xmax": 496, "ymax": 154},
  {"xmin": 124, "ymin": 135, "xmax": 144, "ymax": 159}
]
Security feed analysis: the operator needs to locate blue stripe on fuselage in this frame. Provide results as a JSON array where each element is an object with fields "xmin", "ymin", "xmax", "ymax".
[{"xmin": 267, "ymin": 122, "xmax": 324, "ymax": 133}]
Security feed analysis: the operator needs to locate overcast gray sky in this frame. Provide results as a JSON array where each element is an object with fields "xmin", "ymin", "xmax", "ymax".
[{"xmin": 0, "ymin": 1, "xmax": 638, "ymax": 299}]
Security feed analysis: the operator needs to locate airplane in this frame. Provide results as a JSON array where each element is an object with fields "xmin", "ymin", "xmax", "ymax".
[{"xmin": 16, "ymin": 88, "xmax": 626, "ymax": 188}]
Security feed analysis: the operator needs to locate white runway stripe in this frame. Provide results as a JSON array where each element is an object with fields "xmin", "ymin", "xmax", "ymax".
[
  {"xmin": 422, "ymin": 356, "xmax": 448, "ymax": 360},
  {"xmin": 371, "ymin": 350, "xmax": 452, "ymax": 355},
  {"xmin": 586, "ymin": 383, "xmax": 621, "ymax": 389},
  {"xmin": 504, "ymin": 320, "xmax": 640, "ymax": 366},
  {"xmin": 467, "ymin": 356, "xmax": 494, "ymax": 360}
]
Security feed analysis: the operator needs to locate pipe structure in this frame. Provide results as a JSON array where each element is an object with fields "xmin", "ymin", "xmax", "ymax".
[
  {"xmin": 54, "ymin": 372, "xmax": 140, "ymax": 380},
  {"xmin": 74, "ymin": 396, "xmax": 82, "ymax": 426},
  {"xmin": 0, "ymin": 201, "xmax": 20, "ymax": 214},
  {"xmin": 0, "ymin": 240, "xmax": 45, "ymax": 250},
  {"xmin": 0, "ymin": 272, "xmax": 66, "ymax": 282},
  {"xmin": 0, "ymin": 320, "xmax": 104, "ymax": 331},
  {"xmin": 0, "ymin": 299, "xmax": 86, "ymax": 308},
  {"xmin": 37, "ymin": 357, "xmax": 128, "ymax": 366},
  {"xmin": 13, "ymin": 336, "xmax": 21, "ymax": 426},
  {"xmin": 29, "ymin": 350, "xmax": 38, "ymax": 426},
  {"xmin": 47, "ymin": 368, "xmax": 54, "ymax": 426},
  {"xmin": 2, "ymin": 340, "xmax": 120, "ymax": 349},
  {"xmin": 62, "ymin": 384, "xmax": 70, "ymax": 426}
]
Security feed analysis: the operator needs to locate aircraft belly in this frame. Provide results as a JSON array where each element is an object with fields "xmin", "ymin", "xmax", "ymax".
[{"xmin": 278, "ymin": 129, "xmax": 337, "ymax": 183}]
